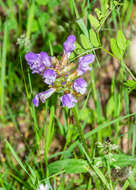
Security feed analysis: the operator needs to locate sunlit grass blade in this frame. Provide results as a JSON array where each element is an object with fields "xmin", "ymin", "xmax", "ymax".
[
  {"xmin": 85, "ymin": 112, "xmax": 136, "ymax": 139},
  {"xmin": 44, "ymin": 105, "xmax": 55, "ymax": 176},
  {"xmin": 6, "ymin": 141, "xmax": 29, "ymax": 175},
  {"xmin": 0, "ymin": 22, "xmax": 8, "ymax": 118},
  {"xmin": 26, "ymin": 2, "xmax": 35, "ymax": 38}
]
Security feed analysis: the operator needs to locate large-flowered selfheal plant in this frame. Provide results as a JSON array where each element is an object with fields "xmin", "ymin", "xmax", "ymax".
[{"xmin": 25, "ymin": 35, "xmax": 95, "ymax": 109}]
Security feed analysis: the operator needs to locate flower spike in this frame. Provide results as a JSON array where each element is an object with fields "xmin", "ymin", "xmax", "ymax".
[{"xmin": 25, "ymin": 35, "xmax": 95, "ymax": 109}]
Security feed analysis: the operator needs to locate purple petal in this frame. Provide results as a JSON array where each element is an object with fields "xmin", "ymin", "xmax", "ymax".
[
  {"xmin": 73, "ymin": 78, "xmax": 87, "ymax": 95},
  {"xmin": 43, "ymin": 69, "xmax": 57, "ymax": 85},
  {"xmin": 25, "ymin": 52, "xmax": 39, "ymax": 63},
  {"xmin": 40, "ymin": 52, "xmax": 52, "ymax": 67},
  {"xmin": 25, "ymin": 51, "xmax": 52, "ymax": 74},
  {"xmin": 77, "ymin": 54, "xmax": 94, "ymax": 76},
  {"xmin": 77, "ymin": 66, "xmax": 92, "ymax": 76},
  {"xmin": 33, "ymin": 95, "xmax": 39, "ymax": 107},
  {"xmin": 64, "ymin": 35, "xmax": 76, "ymax": 56},
  {"xmin": 61, "ymin": 94, "xmax": 77, "ymax": 109},
  {"xmin": 78, "ymin": 54, "xmax": 95, "ymax": 65},
  {"xmin": 33, "ymin": 88, "xmax": 56, "ymax": 107}
]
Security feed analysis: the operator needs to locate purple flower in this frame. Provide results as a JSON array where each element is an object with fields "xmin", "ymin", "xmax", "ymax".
[
  {"xmin": 40, "ymin": 52, "xmax": 52, "ymax": 67},
  {"xmin": 43, "ymin": 69, "xmax": 57, "ymax": 85},
  {"xmin": 73, "ymin": 78, "xmax": 87, "ymax": 95},
  {"xmin": 64, "ymin": 35, "xmax": 76, "ymax": 57},
  {"xmin": 33, "ymin": 88, "xmax": 56, "ymax": 107},
  {"xmin": 25, "ymin": 51, "xmax": 51, "ymax": 74},
  {"xmin": 61, "ymin": 94, "xmax": 77, "ymax": 109},
  {"xmin": 32, "ymin": 94, "xmax": 39, "ymax": 107},
  {"xmin": 77, "ymin": 54, "xmax": 95, "ymax": 76}
]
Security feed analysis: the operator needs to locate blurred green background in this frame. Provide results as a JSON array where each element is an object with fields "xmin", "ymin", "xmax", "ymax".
[{"xmin": 1, "ymin": 0, "xmax": 136, "ymax": 189}]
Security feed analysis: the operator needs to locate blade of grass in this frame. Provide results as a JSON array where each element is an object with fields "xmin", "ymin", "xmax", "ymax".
[
  {"xmin": 27, "ymin": 70, "xmax": 40, "ymax": 147},
  {"xmin": 124, "ymin": 0, "xmax": 133, "ymax": 27},
  {"xmin": 132, "ymin": 117, "xmax": 136, "ymax": 156},
  {"xmin": 44, "ymin": 105, "xmax": 55, "ymax": 177},
  {"xmin": 85, "ymin": 112, "xmax": 136, "ymax": 139},
  {"xmin": 122, "ymin": 164, "xmax": 136, "ymax": 190},
  {"xmin": 66, "ymin": 112, "xmax": 136, "ymax": 153},
  {"xmin": 0, "ymin": 22, "xmax": 8, "ymax": 118},
  {"xmin": 26, "ymin": 1, "xmax": 35, "ymax": 38},
  {"xmin": 79, "ymin": 144, "xmax": 110, "ymax": 189},
  {"xmin": 71, "ymin": 0, "xmax": 79, "ymax": 19},
  {"xmin": 6, "ymin": 141, "xmax": 29, "ymax": 176}
]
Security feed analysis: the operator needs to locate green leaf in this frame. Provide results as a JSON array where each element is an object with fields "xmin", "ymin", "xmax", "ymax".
[
  {"xmin": 48, "ymin": 159, "xmax": 89, "ymax": 174},
  {"xmin": 80, "ymin": 34, "xmax": 91, "ymax": 49},
  {"xmin": 89, "ymin": 29, "xmax": 100, "ymax": 47},
  {"xmin": 106, "ymin": 96, "xmax": 114, "ymax": 118},
  {"xmin": 30, "ymin": 19, "xmax": 38, "ymax": 33},
  {"xmin": 77, "ymin": 18, "xmax": 89, "ymax": 37},
  {"xmin": 124, "ymin": 80, "xmax": 136, "ymax": 88},
  {"xmin": 110, "ymin": 38, "xmax": 122, "ymax": 59},
  {"xmin": 124, "ymin": 80, "xmax": 136, "ymax": 93},
  {"xmin": 26, "ymin": 2, "xmax": 35, "ymax": 38},
  {"xmin": 117, "ymin": 30, "xmax": 127, "ymax": 50},
  {"xmin": 6, "ymin": 141, "xmax": 29, "ymax": 175},
  {"xmin": 95, "ymin": 8, "xmax": 103, "ymax": 20},
  {"xmin": 91, "ymin": 165, "xmax": 110, "ymax": 189},
  {"xmin": 74, "ymin": 42, "xmax": 84, "ymax": 54},
  {"xmin": 100, "ymin": 0, "xmax": 109, "ymax": 14},
  {"xmin": 79, "ymin": 108, "xmax": 92, "ymax": 124},
  {"xmin": 111, "ymin": 154, "xmax": 136, "ymax": 167},
  {"xmin": 88, "ymin": 14, "xmax": 100, "ymax": 30}
]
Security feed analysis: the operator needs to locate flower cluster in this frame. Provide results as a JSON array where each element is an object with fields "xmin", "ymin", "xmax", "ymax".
[{"xmin": 25, "ymin": 35, "xmax": 95, "ymax": 109}]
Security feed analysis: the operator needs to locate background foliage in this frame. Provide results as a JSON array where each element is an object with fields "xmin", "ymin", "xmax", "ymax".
[{"xmin": 1, "ymin": 0, "xmax": 136, "ymax": 189}]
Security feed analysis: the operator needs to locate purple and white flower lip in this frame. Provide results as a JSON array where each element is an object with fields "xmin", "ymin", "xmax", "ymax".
[
  {"xmin": 64, "ymin": 35, "xmax": 76, "ymax": 57},
  {"xmin": 73, "ymin": 78, "xmax": 87, "ymax": 95},
  {"xmin": 39, "ymin": 88, "xmax": 56, "ymax": 102},
  {"xmin": 40, "ymin": 52, "xmax": 52, "ymax": 67},
  {"xmin": 25, "ymin": 51, "xmax": 52, "ymax": 74},
  {"xmin": 77, "ymin": 54, "xmax": 95, "ymax": 76},
  {"xmin": 61, "ymin": 94, "xmax": 77, "ymax": 109},
  {"xmin": 43, "ymin": 69, "xmax": 57, "ymax": 85},
  {"xmin": 33, "ymin": 88, "xmax": 56, "ymax": 107}
]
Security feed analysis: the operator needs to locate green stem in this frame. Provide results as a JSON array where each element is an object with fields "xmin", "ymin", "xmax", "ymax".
[
  {"xmin": 101, "ymin": 47, "xmax": 136, "ymax": 81},
  {"xmin": 72, "ymin": 107, "xmax": 90, "ymax": 156}
]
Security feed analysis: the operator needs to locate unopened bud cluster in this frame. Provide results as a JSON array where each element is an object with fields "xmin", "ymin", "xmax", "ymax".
[{"xmin": 25, "ymin": 35, "xmax": 95, "ymax": 108}]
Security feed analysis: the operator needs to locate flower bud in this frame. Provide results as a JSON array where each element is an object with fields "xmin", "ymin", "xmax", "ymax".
[{"xmin": 64, "ymin": 35, "xmax": 76, "ymax": 57}]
